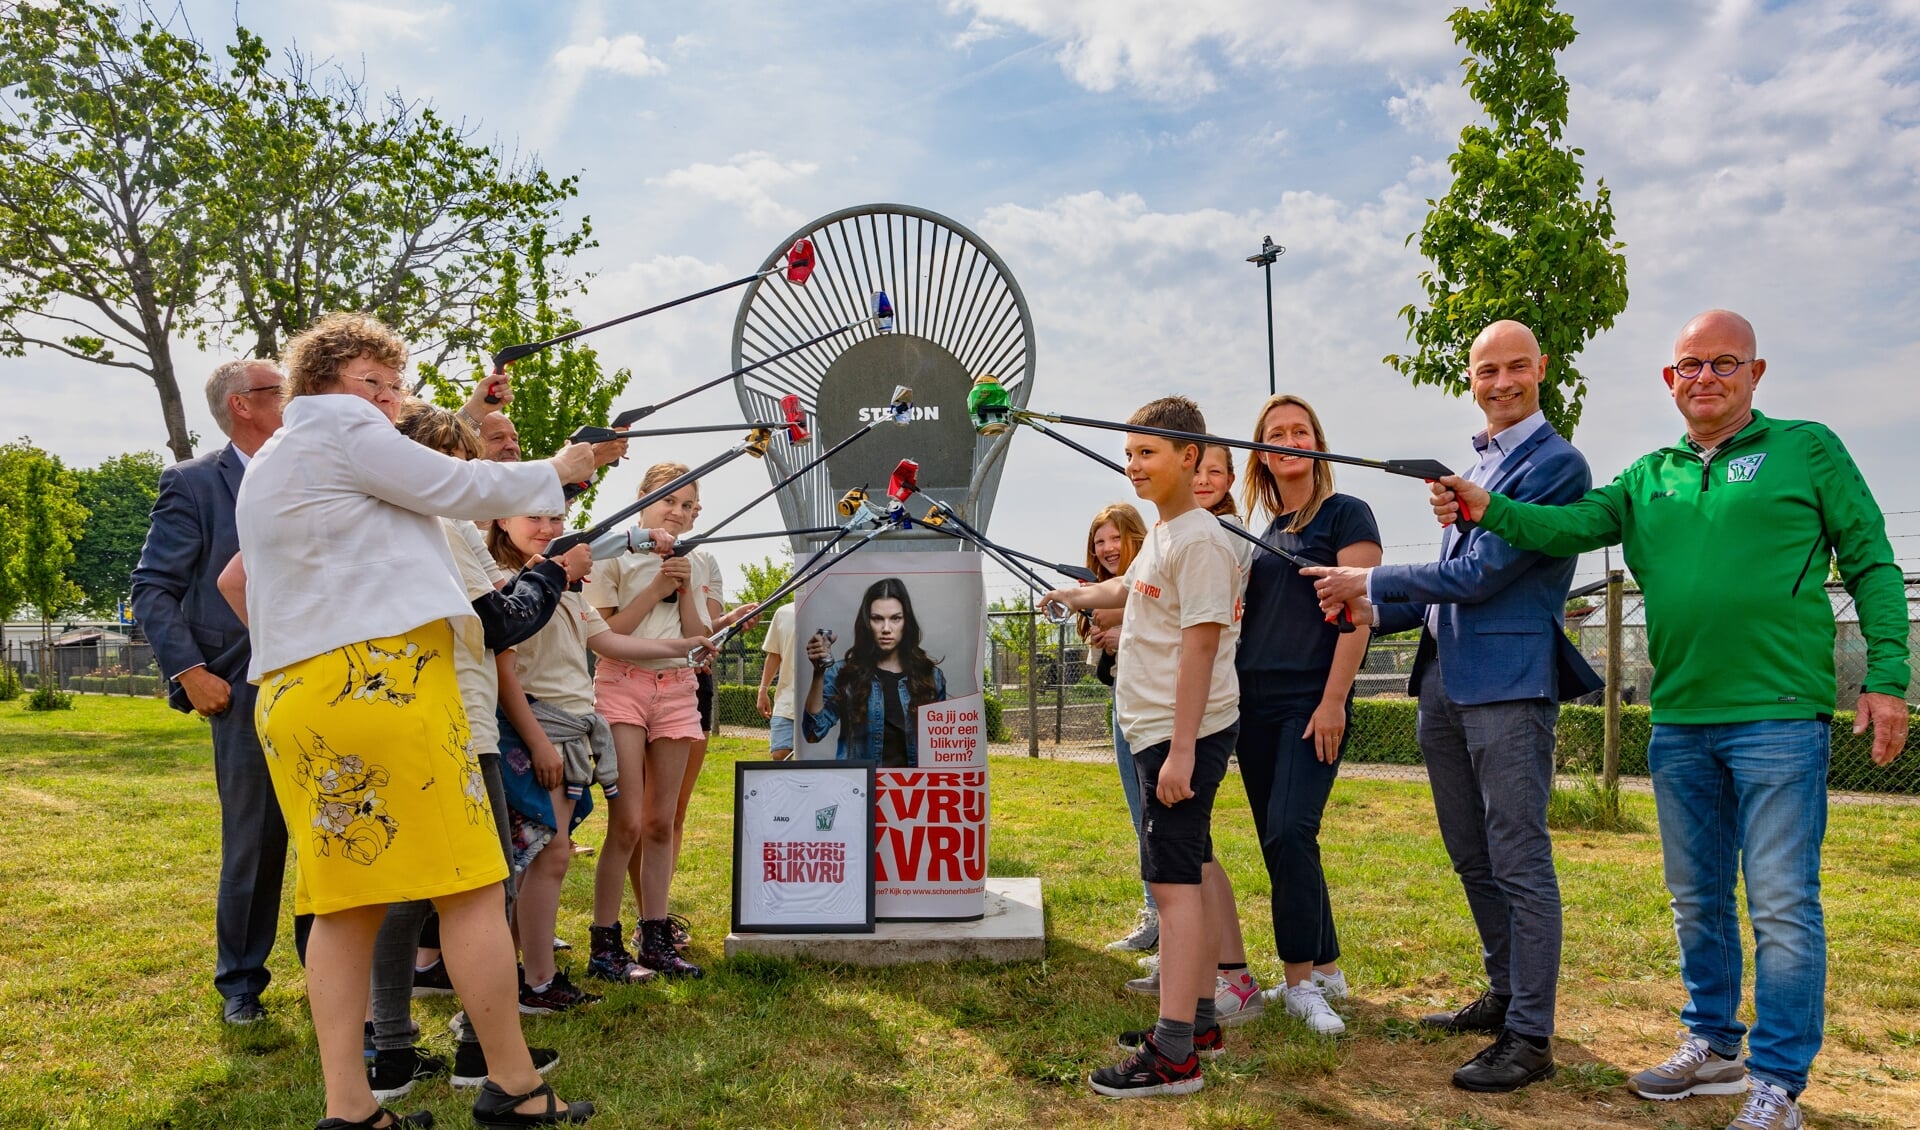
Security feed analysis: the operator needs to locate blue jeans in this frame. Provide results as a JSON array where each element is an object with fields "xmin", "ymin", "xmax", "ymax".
[
  {"xmin": 1114, "ymin": 717, "xmax": 1155, "ymax": 911},
  {"xmin": 1649, "ymin": 720, "xmax": 1830, "ymax": 1096}
]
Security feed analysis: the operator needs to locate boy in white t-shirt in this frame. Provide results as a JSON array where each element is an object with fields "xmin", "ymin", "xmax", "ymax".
[{"xmin": 1045, "ymin": 396, "xmax": 1243, "ymax": 1099}]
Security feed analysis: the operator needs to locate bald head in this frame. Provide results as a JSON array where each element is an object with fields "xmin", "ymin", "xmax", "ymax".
[
  {"xmin": 1470, "ymin": 319, "xmax": 1543, "ymax": 363},
  {"xmin": 1467, "ymin": 319, "xmax": 1548, "ymax": 436},
  {"xmin": 1676, "ymin": 309, "xmax": 1756, "ymax": 359}
]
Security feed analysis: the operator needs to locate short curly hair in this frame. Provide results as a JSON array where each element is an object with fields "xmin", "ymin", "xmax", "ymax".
[{"xmin": 282, "ymin": 312, "xmax": 409, "ymax": 399}]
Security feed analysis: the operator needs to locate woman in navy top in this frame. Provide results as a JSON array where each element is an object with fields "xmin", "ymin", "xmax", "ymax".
[{"xmin": 1235, "ymin": 394, "xmax": 1381, "ymax": 1034}]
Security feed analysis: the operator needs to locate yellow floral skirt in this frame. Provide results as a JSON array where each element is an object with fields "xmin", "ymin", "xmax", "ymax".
[{"xmin": 254, "ymin": 619, "xmax": 506, "ymax": 916}]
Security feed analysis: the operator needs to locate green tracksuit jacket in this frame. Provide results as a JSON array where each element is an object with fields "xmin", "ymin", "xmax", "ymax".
[{"xmin": 1477, "ymin": 411, "xmax": 1909, "ymax": 724}]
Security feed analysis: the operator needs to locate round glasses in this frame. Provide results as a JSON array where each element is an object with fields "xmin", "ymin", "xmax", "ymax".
[{"xmin": 1671, "ymin": 355, "xmax": 1752, "ymax": 380}]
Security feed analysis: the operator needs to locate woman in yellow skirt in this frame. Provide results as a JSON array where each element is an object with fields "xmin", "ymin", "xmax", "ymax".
[{"xmin": 225, "ymin": 312, "xmax": 601, "ymax": 1130}]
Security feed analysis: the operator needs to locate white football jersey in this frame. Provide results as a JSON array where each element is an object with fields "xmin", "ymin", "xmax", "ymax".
[{"xmin": 742, "ymin": 774, "xmax": 869, "ymax": 923}]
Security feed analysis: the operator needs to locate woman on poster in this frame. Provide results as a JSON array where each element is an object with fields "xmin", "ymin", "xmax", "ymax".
[{"xmin": 802, "ymin": 577, "xmax": 949, "ymax": 767}]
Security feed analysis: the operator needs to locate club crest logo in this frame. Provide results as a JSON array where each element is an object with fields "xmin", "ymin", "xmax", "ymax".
[
  {"xmin": 815, "ymin": 805, "xmax": 838, "ymax": 831},
  {"xmin": 1727, "ymin": 453, "xmax": 1767, "ymax": 483}
]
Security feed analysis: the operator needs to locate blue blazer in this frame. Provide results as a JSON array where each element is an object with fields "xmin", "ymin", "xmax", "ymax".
[
  {"xmin": 1371, "ymin": 424, "xmax": 1602, "ymax": 706},
  {"xmin": 130, "ymin": 444, "xmax": 251, "ymax": 712}
]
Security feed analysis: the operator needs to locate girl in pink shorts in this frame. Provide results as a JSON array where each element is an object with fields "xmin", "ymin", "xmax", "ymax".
[{"xmin": 582, "ymin": 464, "xmax": 754, "ymax": 979}]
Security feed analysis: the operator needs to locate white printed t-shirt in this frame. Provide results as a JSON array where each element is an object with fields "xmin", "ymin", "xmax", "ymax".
[
  {"xmin": 1113, "ymin": 506, "xmax": 1243, "ymax": 751},
  {"xmin": 509, "ymin": 590, "xmax": 605, "ymax": 717},
  {"xmin": 581, "ymin": 550, "xmax": 719, "ymax": 670},
  {"xmin": 763, "ymin": 603, "xmax": 797, "ymax": 720},
  {"xmin": 741, "ymin": 772, "xmax": 868, "ymax": 923}
]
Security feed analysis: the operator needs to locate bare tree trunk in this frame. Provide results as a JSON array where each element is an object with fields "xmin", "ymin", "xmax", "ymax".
[{"xmin": 150, "ymin": 351, "xmax": 194, "ymax": 462}]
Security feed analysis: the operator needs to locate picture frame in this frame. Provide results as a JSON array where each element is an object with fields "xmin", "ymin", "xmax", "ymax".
[{"xmin": 732, "ymin": 760, "xmax": 878, "ymax": 934}]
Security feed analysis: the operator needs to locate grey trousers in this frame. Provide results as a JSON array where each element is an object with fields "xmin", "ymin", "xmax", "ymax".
[
  {"xmin": 211, "ymin": 680, "xmax": 288, "ymax": 1000},
  {"xmin": 1417, "ymin": 662, "xmax": 1563, "ymax": 1039},
  {"xmin": 369, "ymin": 752, "xmax": 515, "ymax": 1051}
]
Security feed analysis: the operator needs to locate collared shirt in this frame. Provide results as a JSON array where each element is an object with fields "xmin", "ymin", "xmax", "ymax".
[
  {"xmin": 233, "ymin": 446, "xmax": 252, "ymax": 469},
  {"xmin": 1367, "ymin": 409, "xmax": 1552, "ymax": 627}
]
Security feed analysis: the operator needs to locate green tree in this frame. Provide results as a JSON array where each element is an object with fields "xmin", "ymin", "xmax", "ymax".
[
  {"xmin": 69, "ymin": 451, "xmax": 163, "ymax": 618},
  {"xmin": 212, "ymin": 39, "xmax": 587, "ymax": 368},
  {"xmin": 0, "ymin": 440, "xmax": 35, "ymax": 622},
  {"xmin": 0, "ymin": 1, "xmax": 593, "ymax": 462},
  {"xmin": 422, "ymin": 225, "xmax": 630, "ymax": 519},
  {"xmin": 15, "ymin": 447, "xmax": 88, "ymax": 639},
  {"xmin": 0, "ymin": 0, "xmax": 229, "ymax": 461},
  {"xmin": 1385, "ymin": 0, "xmax": 1628, "ymax": 437},
  {"xmin": 734, "ymin": 552, "xmax": 795, "ymax": 650}
]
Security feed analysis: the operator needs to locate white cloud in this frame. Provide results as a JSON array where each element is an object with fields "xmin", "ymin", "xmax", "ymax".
[
  {"xmin": 645, "ymin": 151, "xmax": 820, "ymax": 226},
  {"xmin": 552, "ymin": 33, "xmax": 669, "ymax": 77},
  {"xmin": 950, "ymin": 17, "xmax": 1006, "ymax": 50},
  {"xmin": 312, "ymin": 2, "xmax": 451, "ymax": 53},
  {"xmin": 945, "ymin": 0, "xmax": 1454, "ymax": 99}
]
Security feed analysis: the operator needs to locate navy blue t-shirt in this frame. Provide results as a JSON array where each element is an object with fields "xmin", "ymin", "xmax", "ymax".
[{"xmin": 1236, "ymin": 493, "xmax": 1381, "ymax": 685}]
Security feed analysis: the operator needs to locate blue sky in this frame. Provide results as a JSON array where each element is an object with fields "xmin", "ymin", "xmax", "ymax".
[{"xmin": 11, "ymin": 0, "xmax": 1920, "ymax": 596}]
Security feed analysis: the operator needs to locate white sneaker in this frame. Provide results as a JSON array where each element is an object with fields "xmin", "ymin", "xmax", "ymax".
[
  {"xmin": 1311, "ymin": 968, "xmax": 1350, "ymax": 1001},
  {"xmin": 1105, "ymin": 907, "xmax": 1159, "ymax": 952},
  {"xmin": 1215, "ymin": 973, "xmax": 1266, "ymax": 1028},
  {"xmin": 1125, "ymin": 963, "xmax": 1159, "ymax": 995},
  {"xmin": 1282, "ymin": 982, "xmax": 1346, "ymax": 1036}
]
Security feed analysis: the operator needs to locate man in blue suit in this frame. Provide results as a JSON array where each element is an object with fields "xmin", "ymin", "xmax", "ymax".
[
  {"xmin": 1305, "ymin": 320, "xmax": 1600, "ymax": 1092},
  {"xmin": 131, "ymin": 359, "xmax": 286, "ymax": 1025}
]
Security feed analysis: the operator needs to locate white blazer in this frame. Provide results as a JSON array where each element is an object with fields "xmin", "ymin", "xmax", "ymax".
[{"xmin": 236, "ymin": 394, "xmax": 565, "ymax": 679}]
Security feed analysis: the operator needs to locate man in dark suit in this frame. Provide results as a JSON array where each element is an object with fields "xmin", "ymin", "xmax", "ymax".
[
  {"xmin": 1305, "ymin": 320, "xmax": 1600, "ymax": 1092},
  {"xmin": 131, "ymin": 359, "xmax": 286, "ymax": 1025}
]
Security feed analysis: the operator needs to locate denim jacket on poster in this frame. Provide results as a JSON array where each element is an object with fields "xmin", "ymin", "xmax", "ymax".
[{"xmin": 802, "ymin": 660, "xmax": 948, "ymax": 766}]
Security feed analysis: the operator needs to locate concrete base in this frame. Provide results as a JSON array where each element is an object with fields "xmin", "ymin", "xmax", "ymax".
[{"xmin": 724, "ymin": 877, "xmax": 1044, "ymax": 965}]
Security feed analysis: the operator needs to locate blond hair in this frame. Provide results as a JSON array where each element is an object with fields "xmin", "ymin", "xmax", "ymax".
[
  {"xmin": 1085, "ymin": 503, "xmax": 1147, "ymax": 581},
  {"xmin": 1241, "ymin": 394, "xmax": 1335, "ymax": 533},
  {"xmin": 1201, "ymin": 443, "xmax": 1238, "ymax": 518},
  {"xmin": 283, "ymin": 312, "xmax": 408, "ymax": 400},
  {"xmin": 396, "ymin": 399, "xmax": 483, "ymax": 461}
]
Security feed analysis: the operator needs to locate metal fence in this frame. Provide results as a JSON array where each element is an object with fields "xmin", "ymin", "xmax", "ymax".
[
  {"xmin": 3, "ymin": 638, "xmax": 167, "ymax": 697},
  {"xmin": 977, "ymin": 582, "xmax": 1920, "ymax": 796}
]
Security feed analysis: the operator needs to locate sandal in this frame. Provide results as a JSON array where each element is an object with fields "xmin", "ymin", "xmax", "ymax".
[
  {"xmin": 316, "ymin": 1108, "xmax": 433, "ymax": 1129},
  {"xmin": 472, "ymin": 1080, "xmax": 594, "ymax": 1127}
]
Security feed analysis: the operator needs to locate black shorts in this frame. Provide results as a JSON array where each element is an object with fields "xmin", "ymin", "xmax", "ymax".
[
  {"xmin": 696, "ymin": 670, "xmax": 715, "ymax": 734},
  {"xmin": 1133, "ymin": 724, "xmax": 1238, "ymax": 885}
]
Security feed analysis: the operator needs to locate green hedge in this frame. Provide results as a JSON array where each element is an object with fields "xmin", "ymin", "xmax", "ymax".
[
  {"xmin": 1346, "ymin": 699, "xmax": 1919, "ymax": 795},
  {"xmin": 714, "ymin": 685, "xmax": 1010, "ymax": 741}
]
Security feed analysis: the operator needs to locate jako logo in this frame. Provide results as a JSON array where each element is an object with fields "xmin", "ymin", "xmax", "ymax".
[
  {"xmin": 1727, "ymin": 453, "xmax": 1767, "ymax": 483},
  {"xmin": 858, "ymin": 405, "xmax": 940, "ymax": 422}
]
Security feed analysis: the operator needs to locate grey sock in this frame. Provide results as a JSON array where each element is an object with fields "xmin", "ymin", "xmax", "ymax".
[
  {"xmin": 1194, "ymin": 996, "xmax": 1217, "ymax": 1031},
  {"xmin": 1152, "ymin": 1016, "xmax": 1195, "ymax": 1062}
]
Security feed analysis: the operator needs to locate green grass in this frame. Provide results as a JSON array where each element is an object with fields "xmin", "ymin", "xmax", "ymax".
[{"xmin": 2, "ymin": 697, "xmax": 1918, "ymax": 1129}]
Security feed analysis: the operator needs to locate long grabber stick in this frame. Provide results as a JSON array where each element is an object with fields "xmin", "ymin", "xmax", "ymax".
[
  {"xmin": 554, "ymin": 426, "xmax": 780, "ymax": 559},
  {"xmin": 584, "ymin": 387, "xmax": 917, "ymax": 560},
  {"xmin": 883, "ymin": 460, "xmax": 1096, "ymax": 585},
  {"xmin": 688, "ymin": 491, "xmax": 890, "ymax": 664},
  {"xmin": 492, "ymin": 238, "xmax": 817, "ymax": 370},
  {"xmin": 1004, "ymin": 408, "xmax": 1455, "ymax": 482},
  {"xmin": 1023, "ymin": 425, "xmax": 1355, "ymax": 633}
]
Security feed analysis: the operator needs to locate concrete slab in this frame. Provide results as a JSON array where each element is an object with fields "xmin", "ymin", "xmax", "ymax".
[{"xmin": 724, "ymin": 877, "xmax": 1044, "ymax": 965}]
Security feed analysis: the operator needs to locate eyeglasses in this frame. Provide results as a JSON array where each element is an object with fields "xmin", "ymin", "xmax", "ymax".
[
  {"xmin": 350, "ymin": 376, "xmax": 408, "ymax": 397},
  {"xmin": 240, "ymin": 384, "xmax": 282, "ymax": 396},
  {"xmin": 1671, "ymin": 355, "xmax": 1752, "ymax": 380}
]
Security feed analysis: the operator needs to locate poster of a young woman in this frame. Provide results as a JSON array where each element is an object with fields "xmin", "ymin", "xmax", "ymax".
[{"xmin": 793, "ymin": 552, "xmax": 987, "ymax": 919}]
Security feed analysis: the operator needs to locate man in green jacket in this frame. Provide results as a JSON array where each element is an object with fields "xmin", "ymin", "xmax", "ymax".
[{"xmin": 1428, "ymin": 310, "xmax": 1911, "ymax": 1130}]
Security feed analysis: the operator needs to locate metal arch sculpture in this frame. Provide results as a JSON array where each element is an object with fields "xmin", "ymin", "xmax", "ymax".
[{"xmin": 730, "ymin": 204, "xmax": 1035, "ymax": 554}]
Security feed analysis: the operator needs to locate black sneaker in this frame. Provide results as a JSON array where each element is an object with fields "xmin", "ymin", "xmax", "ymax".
[
  {"xmin": 1420, "ymin": 989, "xmax": 1510, "ymax": 1034},
  {"xmin": 411, "ymin": 960, "xmax": 456, "ymax": 998},
  {"xmin": 518, "ymin": 969, "xmax": 601, "ymax": 1015},
  {"xmin": 1088, "ymin": 1033, "xmax": 1204, "ymax": 1098},
  {"xmin": 367, "ymin": 1046, "xmax": 449, "ymax": 1101},
  {"xmin": 1118, "ymin": 1025, "xmax": 1225, "ymax": 1060},
  {"xmin": 1451, "ymin": 1029, "xmax": 1556, "ymax": 1093},
  {"xmin": 450, "ymin": 1042, "xmax": 559, "ymax": 1089},
  {"xmin": 222, "ymin": 992, "xmax": 266, "ymax": 1026}
]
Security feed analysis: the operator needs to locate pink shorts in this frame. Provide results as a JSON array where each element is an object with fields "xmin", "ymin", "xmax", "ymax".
[{"xmin": 593, "ymin": 663, "xmax": 703, "ymax": 740}]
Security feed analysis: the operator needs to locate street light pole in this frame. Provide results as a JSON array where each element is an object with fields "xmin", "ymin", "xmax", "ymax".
[{"xmin": 1246, "ymin": 235, "xmax": 1284, "ymax": 397}]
